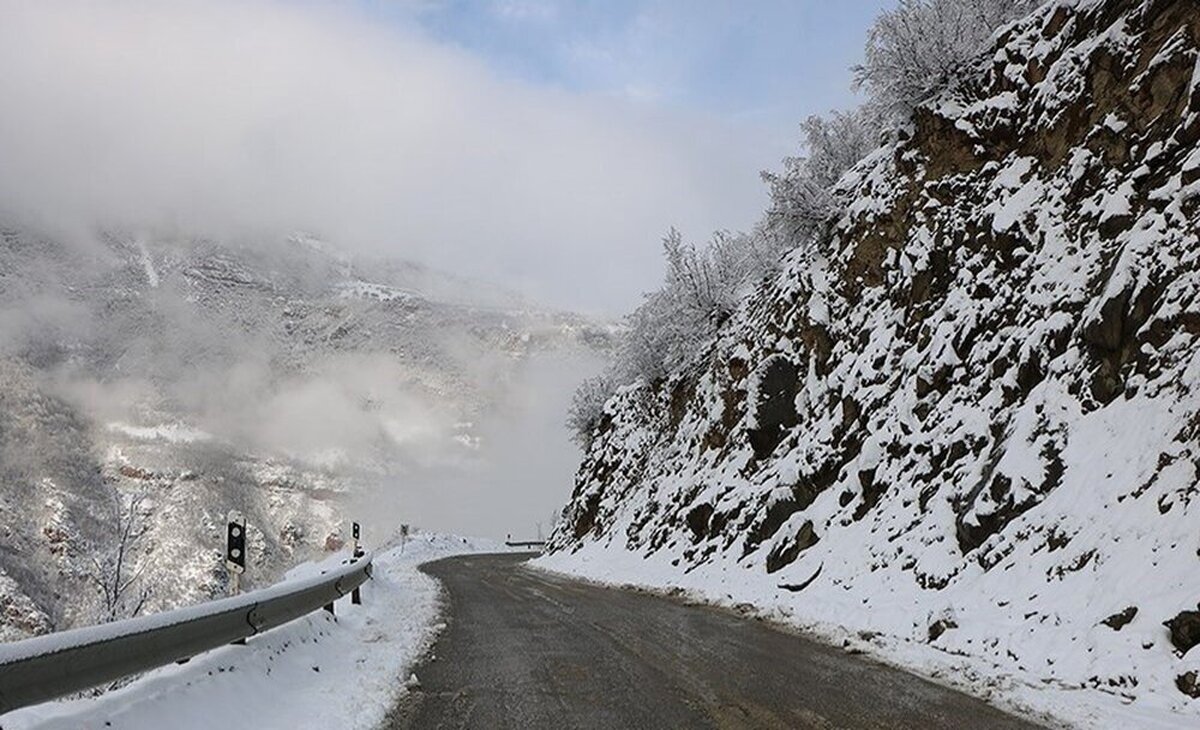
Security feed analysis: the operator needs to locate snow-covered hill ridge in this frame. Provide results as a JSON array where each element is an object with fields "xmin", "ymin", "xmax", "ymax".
[{"xmin": 544, "ymin": 0, "xmax": 1200, "ymax": 725}]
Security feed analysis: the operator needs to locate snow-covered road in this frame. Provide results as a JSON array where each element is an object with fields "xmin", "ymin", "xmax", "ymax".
[{"xmin": 2, "ymin": 533, "xmax": 505, "ymax": 730}]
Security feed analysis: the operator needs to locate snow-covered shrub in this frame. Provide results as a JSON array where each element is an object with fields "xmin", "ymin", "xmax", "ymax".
[
  {"xmin": 660, "ymin": 227, "xmax": 749, "ymax": 333},
  {"xmin": 620, "ymin": 229, "xmax": 766, "ymax": 380},
  {"xmin": 566, "ymin": 374, "xmax": 616, "ymax": 447},
  {"xmin": 616, "ymin": 292, "xmax": 675, "ymax": 384},
  {"xmin": 762, "ymin": 109, "xmax": 880, "ymax": 244},
  {"xmin": 854, "ymin": 0, "xmax": 1030, "ymax": 120}
]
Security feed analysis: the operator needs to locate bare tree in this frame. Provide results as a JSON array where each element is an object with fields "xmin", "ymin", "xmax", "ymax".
[{"xmin": 87, "ymin": 490, "xmax": 152, "ymax": 624}]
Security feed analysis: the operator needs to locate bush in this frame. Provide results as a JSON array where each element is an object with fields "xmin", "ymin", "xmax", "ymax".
[
  {"xmin": 854, "ymin": 0, "xmax": 1029, "ymax": 120},
  {"xmin": 762, "ymin": 109, "xmax": 880, "ymax": 244},
  {"xmin": 566, "ymin": 374, "xmax": 616, "ymax": 448}
]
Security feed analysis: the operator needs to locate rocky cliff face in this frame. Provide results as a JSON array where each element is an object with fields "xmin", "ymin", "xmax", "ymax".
[{"xmin": 548, "ymin": 0, "xmax": 1200, "ymax": 719}]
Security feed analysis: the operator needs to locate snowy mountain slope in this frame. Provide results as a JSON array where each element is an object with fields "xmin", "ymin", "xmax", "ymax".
[
  {"xmin": 0, "ymin": 225, "xmax": 610, "ymax": 639},
  {"xmin": 541, "ymin": 0, "xmax": 1200, "ymax": 726},
  {"xmin": 1, "ymin": 532, "xmax": 508, "ymax": 730}
]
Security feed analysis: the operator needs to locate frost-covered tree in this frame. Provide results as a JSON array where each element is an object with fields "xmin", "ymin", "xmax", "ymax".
[
  {"xmin": 763, "ymin": 109, "xmax": 880, "ymax": 245},
  {"xmin": 86, "ymin": 491, "xmax": 152, "ymax": 624},
  {"xmin": 854, "ymin": 0, "xmax": 1029, "ymax": 120},
  {"xmin": 659, "ymin": 227, "xmax": 747, "ymax": 333},
  {"xmin": 567, "ymin": 374, "xmax": 616, "ymax": 447},
  {"xmin": 618, "ymin": 294, "xmax": 673, "ymax": 384},
  {"xmin": 620, "ymin": 228, "xmax": 761, "ymax": 381}
]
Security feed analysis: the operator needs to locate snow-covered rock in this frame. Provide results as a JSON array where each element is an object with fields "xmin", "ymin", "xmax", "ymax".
[{"xmin": 542, "ymin": 1, "xmax": 1200, "ymax": 727}]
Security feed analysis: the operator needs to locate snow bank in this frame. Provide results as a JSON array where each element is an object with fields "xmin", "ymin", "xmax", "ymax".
[
  {"xmin": 106, "ymin": 422, "xmax": 212, "ymax": 445},
  {"xmin": 534, "ymin": 538, "xmax": 1191, "ymax": 730}
]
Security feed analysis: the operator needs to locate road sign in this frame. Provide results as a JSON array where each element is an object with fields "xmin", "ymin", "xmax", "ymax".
[
  {"xmin": 351, "ymin": 521, "xmax": 364, "ymax": 602},
  {"xmin": 226, "ymin": 511, "xmax": 246, "ymax": 575}
]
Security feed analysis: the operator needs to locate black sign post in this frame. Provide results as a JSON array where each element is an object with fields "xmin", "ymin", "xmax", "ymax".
[
  {"xmin": 226, "ymin": 510, "xmax": 246, "ymax": 595},
  {"xmin": 351, "ymin": 521, "xmax": 363, "ymax": 605},
  {"xmin": 226, "ymin": 510, "xmax": 248, "ymax": 644}
]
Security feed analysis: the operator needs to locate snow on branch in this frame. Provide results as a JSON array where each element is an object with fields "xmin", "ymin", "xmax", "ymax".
[{"xmin": 854, "ymin": 0, "xmax": 1030, "ymax": 121}]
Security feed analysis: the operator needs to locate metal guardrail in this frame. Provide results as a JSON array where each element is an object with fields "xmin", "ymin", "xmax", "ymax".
[
  {"xmin": 0, "ymin": 551, "xmax": 372, "ymax": 715},
  {"xmin": 504, "ymin": 540, "xmax": 546, "ymax": 549}
]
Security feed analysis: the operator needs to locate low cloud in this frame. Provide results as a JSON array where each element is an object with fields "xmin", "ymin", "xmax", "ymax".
[
  {"xmin": 354, "ymin": 348, "xmax": 603, "ymax": 541},
  {"xmin": 0, "ymin": 0, "xmax": 774, "ymax": 312}
]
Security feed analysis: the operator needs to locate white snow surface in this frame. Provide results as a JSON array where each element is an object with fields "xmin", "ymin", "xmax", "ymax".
[
  {"xmin": 2, "ymin": 532, "xmax": 508, "ymax": 730},
  {"xmin": 106, "ymin": 422, "xmax": 213, "ymax": 444},
  {"xmin": 135, "ymin": 237, "xmax": 159, "ymax": 289}
]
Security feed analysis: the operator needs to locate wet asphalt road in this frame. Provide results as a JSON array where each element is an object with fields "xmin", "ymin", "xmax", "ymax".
[{"xmin": 386, "ymin": 553, "xmax": 1043, "ymax": 730}]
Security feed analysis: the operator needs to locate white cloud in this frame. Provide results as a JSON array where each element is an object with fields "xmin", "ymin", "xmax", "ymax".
[
  {"xmin": 0, "ymin": 0, "xmax": 775, "ymax": 312},
  {"xmin": 490, "ymin": 0, "xmax": 558, "ymax": 23}
]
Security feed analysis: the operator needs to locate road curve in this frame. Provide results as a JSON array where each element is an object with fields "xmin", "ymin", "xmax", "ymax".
[{"xmin": 386, "ymin": 553, "xmax": 1043, "ymax": 730}]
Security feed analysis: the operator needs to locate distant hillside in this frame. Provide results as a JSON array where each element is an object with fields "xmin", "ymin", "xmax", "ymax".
[{"xmin": 0, "ymin": 225, "xmax": 611, "ymax": 637}]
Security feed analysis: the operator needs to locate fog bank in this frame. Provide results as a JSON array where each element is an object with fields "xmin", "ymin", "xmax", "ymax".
[{"xmin": 0, "ymin": 0, "xmax": 773, "ymax": 312}]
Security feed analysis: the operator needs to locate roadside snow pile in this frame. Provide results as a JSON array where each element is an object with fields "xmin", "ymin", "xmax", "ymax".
[
  {"xmin": 545, "ymin": 1, "xmax": 1200, "ymax": 728},
  {"xmin": 1, "ymin": 532, "xmax": 506, "ymax": 730},
  {"xmin": 536, "ymin": 529, "xmax": 1189, "ymax": 730}
]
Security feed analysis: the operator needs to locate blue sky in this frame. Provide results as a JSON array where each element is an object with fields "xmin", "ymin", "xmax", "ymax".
[{"xmin": 360, "ymin": 0, "xmax": 893, "ymax": 158}]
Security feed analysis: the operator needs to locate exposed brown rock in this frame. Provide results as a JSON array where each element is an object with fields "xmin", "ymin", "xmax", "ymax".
[
  {"xmin": 685, "ymin": 503, "xmax": 714, "ymax": 541},
  {"xmin": 746, "ymin": 356, "xmax": 799, "ymax": 459},
  {"xmin": 1101, "ymin": 606, "xmax": 1138, "ymax": 630},
  {"xmin": 1164, "ymin": 608, "xmax": 1200, "ymax": 654},
  {"xmin": 1177, "ymin": 671, "xmax": 1200, "ymax": 698},
  {"xmin": 765, "ymin": 521, "xmax": 819, "ymax": 574},
  {"xmin": 119, "ymin": 465, "xmax": 156, "ymax": 480},
  {"xmin": 928, "ymin": 617, "xmax": 959, "ymax": 642}
]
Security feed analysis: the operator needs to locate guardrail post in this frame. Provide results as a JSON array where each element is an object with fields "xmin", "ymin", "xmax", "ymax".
[
  {"xmin": 228, "ymin": 511, "xmax": 249, "ymax": 645},
  {"xmin": 352, "ymin": 532, "xmax": 365, "ymax": 605}
]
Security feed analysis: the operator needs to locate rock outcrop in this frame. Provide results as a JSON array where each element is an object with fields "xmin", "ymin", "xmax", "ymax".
[{"xmin": 549, "ymin": 0, "xmax": 1200, "ymax": 716}]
